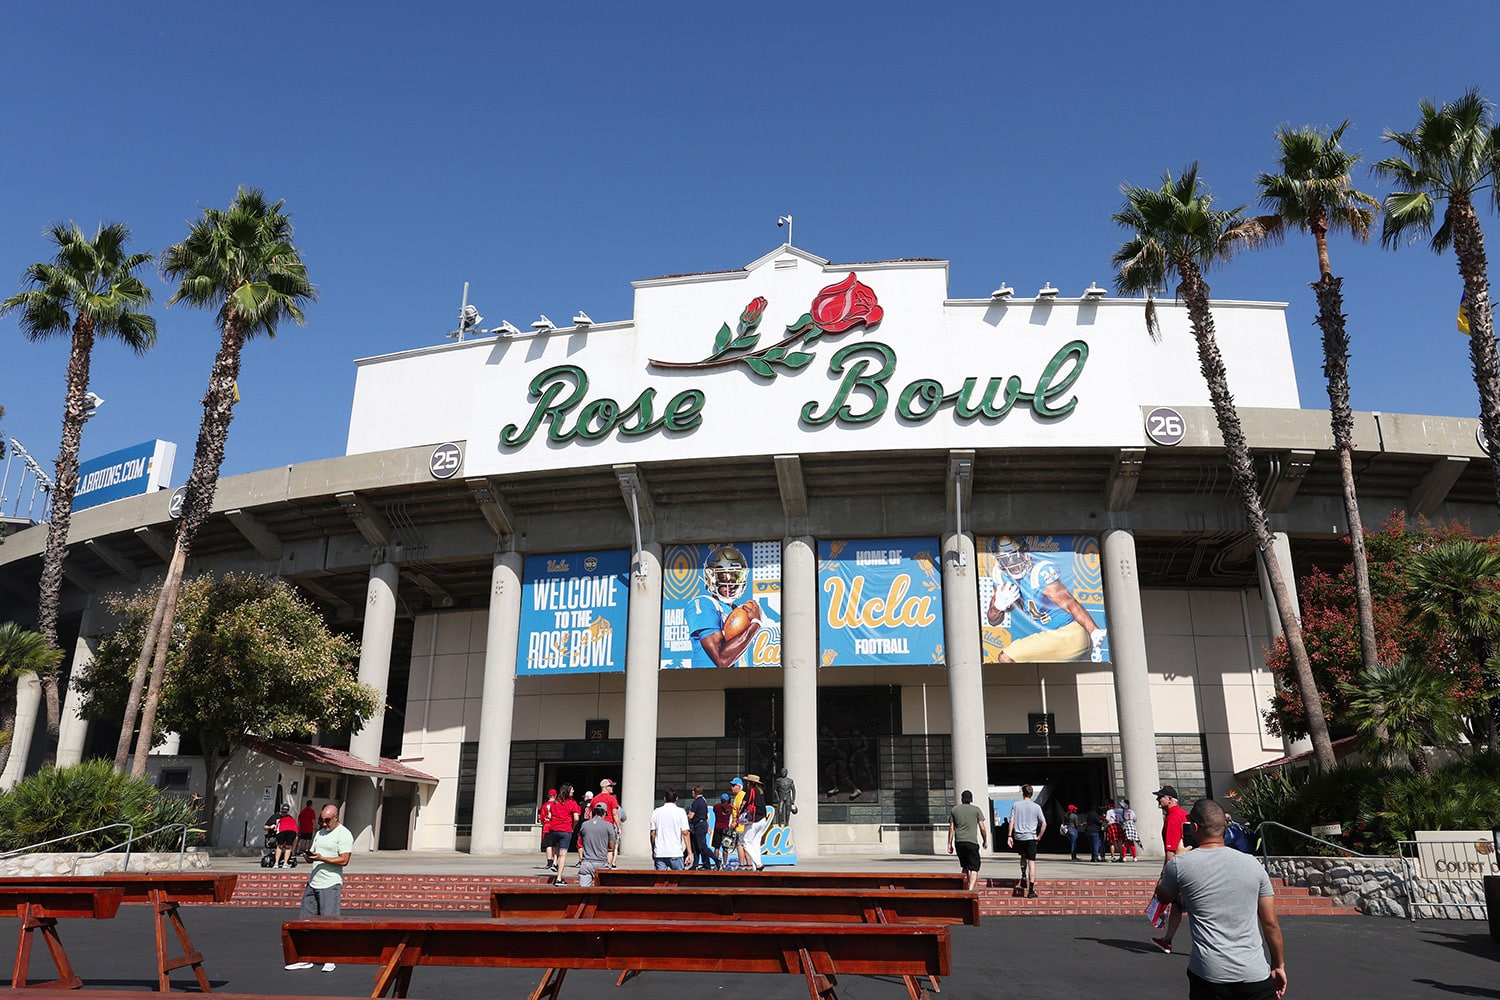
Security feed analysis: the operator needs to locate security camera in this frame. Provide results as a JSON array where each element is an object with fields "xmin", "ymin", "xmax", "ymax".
[{"xmin": 777, "ymin": 218, "xmax": 785, "ymax": 228}]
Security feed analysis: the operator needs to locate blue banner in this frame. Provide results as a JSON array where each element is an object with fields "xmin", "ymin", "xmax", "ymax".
[
  {"xmin": 518, "ymin": 550, "xmax": 630, "ymax": 675},
  {"xmin": 817, "ymin": 538, "xmax": 944, "ymax": 666},
  {"xmin": 660, "ymin": 542, "xmax": 782, "ymax": 668},
  {"xmin": 978, "ymin": 534, "xmax": 1109, "ymax": 663},
  {"xmin": 72, "ymin": 440, "xmax": 176, "ymax": 512}
]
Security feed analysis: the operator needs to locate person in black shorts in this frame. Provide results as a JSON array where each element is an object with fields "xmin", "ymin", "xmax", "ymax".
[{"xmin": 947, "ymin": 789, "xmax": 989, "ymax": 891}]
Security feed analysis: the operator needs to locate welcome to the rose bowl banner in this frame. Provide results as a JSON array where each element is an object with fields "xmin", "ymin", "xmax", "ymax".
[{"xmin": 517, "ymin": 549, "xmax": 630, "ymax": 675}]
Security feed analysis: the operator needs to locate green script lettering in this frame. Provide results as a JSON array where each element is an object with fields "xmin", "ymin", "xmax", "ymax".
[
  {"xmin": 500, "ymin": 365, "xmax": 706, "ymax": 447},
  {"xmin": 801, "ymin": 343, "xmax": 894, "ymax": 426}
]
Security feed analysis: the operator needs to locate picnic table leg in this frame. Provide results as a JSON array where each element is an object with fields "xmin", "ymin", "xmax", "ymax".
[
  {"xmin": 527, "ymin": 966, "xmax": 568, "ymax": 1000},
  {"xmin": 14, "ymin": 902, "xmax": 83, "ymax": 990},
  {"xmin": 794, "ymin": 945, "xmax": 839, "ymax": 1000},
  {"xmin": 152, "ymin": 889, "xmax": 213, "ymax": 993},
  {"xmin": 371, "ymin": 932, "xmax": 418, "ymax": 998}
]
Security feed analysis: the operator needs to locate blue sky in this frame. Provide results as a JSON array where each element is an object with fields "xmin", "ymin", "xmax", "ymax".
[{"xmin": 2, "ymin": 2, "xmax": 1498, "ymax": 498}]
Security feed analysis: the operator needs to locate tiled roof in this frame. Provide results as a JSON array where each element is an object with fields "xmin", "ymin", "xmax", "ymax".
[
  {"xmin": 241, "ymin": 736, "xmax": 437, "ymax": 784},
  {"xmin": 1234, "ymin": 736, "xmax": 1358, "ymax": 776}
]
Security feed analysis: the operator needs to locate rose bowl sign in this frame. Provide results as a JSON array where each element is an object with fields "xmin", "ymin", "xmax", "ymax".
[{"xmin": 346, "ymin": 246, "xmax": 1303, "ymax": 475}]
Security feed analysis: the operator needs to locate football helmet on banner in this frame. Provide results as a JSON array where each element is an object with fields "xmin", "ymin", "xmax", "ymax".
[
  {"xmin": 994, "ymin": 535, "xmax": 1033, "ymax": 579},
  {"xmin": 704, "ymin": 545, "xmax": 749, "ymax": 602}
]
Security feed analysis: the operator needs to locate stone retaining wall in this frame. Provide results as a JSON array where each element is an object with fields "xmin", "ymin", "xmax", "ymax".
[
  {"xmin": 0, "ymin": 849, "xmax": 211, "ymax": 877},
  {"xmin": 1265, "ymin": 855, "xmax": 1491, "ymax": 920}
]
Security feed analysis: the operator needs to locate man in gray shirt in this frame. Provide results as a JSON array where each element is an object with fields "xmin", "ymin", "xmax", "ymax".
[
  {"xmin": 573, "ymin": 803, "xmax": 618, "ymax": 888},
  {"xmin": 1156, "ymin": 799, "xmax": 1286, "ymax": 999},
  {"xmin": 1006, "ymin": 784, "xmax": 1046, "ymax": 898}
]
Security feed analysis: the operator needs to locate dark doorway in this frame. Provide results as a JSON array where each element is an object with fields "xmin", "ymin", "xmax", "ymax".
[
  {"xmin": 542, "ymin": 761, "xmax": 625, "ymax": 808},
  {"xmin": 987, "ymin": 756, "xmax": 1112, "ymax": 854},
  {"xmin": 378, "ymin": 792, "xmax": 412, "ymax": 850}
]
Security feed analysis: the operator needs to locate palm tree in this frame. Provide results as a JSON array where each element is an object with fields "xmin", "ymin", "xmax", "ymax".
[
  {"xmin": 1256, "ymin": 123, "xmax": 1382, "ymax": 681},
  {"xmin": 1374, "ymin": 90, "xmax": 1500, "ymax": 505},
  {"xmin": 0, "ymin": 224, "xmax": 156, "ymax": 754},
  {"xmin": 117, "ymin": 188, "xmax": 315, "ymax": 777},
  {"xmin": 1341, "ymin": 660, "xmax": 1466, "ymax": 777},
  {"xmin": 0, "ymin": 623, "xmax": 64, "ymax": 776},
  {"xmin": 1403, "ymin": 538, "xmax": 1500, "ymax": 747},
  {"xmin": 1112, "ymin": 163, "xmax": 1337, "ymax": 771}
]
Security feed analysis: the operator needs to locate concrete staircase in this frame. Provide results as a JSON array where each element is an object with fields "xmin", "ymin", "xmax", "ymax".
[{"xmin": 221, "ymin": 872, "xmax": 1356, "ymax": 917}]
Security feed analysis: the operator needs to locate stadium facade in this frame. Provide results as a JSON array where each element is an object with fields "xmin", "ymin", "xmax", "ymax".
[{"xmin": 1, "ymin": 243, "xmax": 1493, "ymax": 859}]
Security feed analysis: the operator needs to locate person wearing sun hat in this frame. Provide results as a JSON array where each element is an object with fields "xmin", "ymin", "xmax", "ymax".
[{"xmin": 737, "ymin": 774, "xmax": 771, "ymax": 871}]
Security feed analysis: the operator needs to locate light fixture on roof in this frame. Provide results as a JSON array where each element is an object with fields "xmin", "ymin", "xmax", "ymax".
[
  {"xmin": 445, "ymin": 282, "xmax": 496, "ymax": 340},
  {"xmin": 82, "ymin": 392, "xmax": 105, "ymax": 421},
  {"xmin": 1083, "ymin": 283, "xmax": 1108, "ymax": 299},
  {"xmin": 495, "ymin": 320, "xmax": 521, "ymax": 337},
  {"xmin": 1037, "ymin": 282, "xmax": 1059, "ymax": 298},
  {"xmin": 573, "ymin": 311, "xmax": 594, "ymax": 328},
  {"xmin": 990, "ymin": 283, "xmax": 1014, "ymax": 300},
  {"xmin": 531, "ymin": 315, "xmax": 556, "ymax": 333}
]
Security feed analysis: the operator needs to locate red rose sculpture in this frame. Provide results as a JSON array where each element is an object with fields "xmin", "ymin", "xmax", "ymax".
[
  {"xmin": 810, "ymin": 273, "xmax": 883, "ymax": 333},
  {"xmin": 741, "ymin": 296, "xmax": 768, "ymax": 327}
]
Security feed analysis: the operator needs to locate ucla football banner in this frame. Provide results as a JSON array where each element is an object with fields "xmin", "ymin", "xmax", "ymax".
[
  {"xmin": 660, "ymin": 542, "xmax": 783, "ymax": 668},
  {"xmin": 977, "ymin": 534, "xmax": 1109, "ymax": 663},
  {"xmin": 817, "ymin": 538, "xmax": 944, "ymax": 666},
  {"xmin": 517, "ymin": 549, "xmax": 630, "ymax": 675}
]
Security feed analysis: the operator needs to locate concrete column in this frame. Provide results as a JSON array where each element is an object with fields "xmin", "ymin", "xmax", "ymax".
[
  {"xmin": 620, "ymin": 544, "xmax": 662, "ymax": 859},
  {"xmin": 942, "ymin": 532, "xmax": 988, "ymax": 813},
  {"xmin": 57, "ymin": 600, "xmax": 103, "ymax": 768},
  {"xmin": 1255, "ymin": 532, "xmax": 1311, "ymax": 756},
  {"xmin": 347, "ymin": 561, "xmax": 400, "ymax": 851},
  {"xmin": 0, "ymin": 673, "xmax": 42, "ymax": 789},
  {"xmin": 782, "ymin": 536, "xmax": 819, "ymax": 857},
  {"xmin": 1102, "ymin": 528, "xmax": 1165, "ymax": 857},
  {"xmin": 470, "ymin": 550, "xmax": 523, "ymax": 855}
]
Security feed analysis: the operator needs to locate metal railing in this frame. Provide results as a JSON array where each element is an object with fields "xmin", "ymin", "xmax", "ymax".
[
  {"xmin": 1255, "ymin": 821, "xmax": 1368, "ymax": 859},
  {"xmin": 1397, "ymin": 839, "xmax": 1491, "ymax": 920},
  {"xmin": 0, "ymin": 823, "xmax": 134, "ymax": 861},
  {"xmin": 70, "ymin": 823, "xmax": 191, "ymax": 875}
]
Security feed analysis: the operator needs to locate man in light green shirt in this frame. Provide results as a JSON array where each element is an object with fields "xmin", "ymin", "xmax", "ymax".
[{"xmin": 285, "ymin": 805, "xmax": 354, "ymax": 973}]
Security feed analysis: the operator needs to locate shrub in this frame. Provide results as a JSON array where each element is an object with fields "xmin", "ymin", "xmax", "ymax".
[{"xmin": 0, "ymin": 760, "xmax": 203, "ymax": 854}]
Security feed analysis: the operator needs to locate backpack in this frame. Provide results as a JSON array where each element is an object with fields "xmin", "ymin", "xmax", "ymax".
[{"xmin": 1223, "ymin": 822, "xmax": 1256, "ymax": 854}]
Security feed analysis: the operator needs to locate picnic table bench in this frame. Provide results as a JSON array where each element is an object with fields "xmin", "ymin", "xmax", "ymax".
[
  {"xmin": 0, "ymin": 873, "xmax": 237, "ymax": 992},
  {"xmin": 595, "ymin": 869, "xmax": 969, "ymax": 890},
  {"xmin": 491, "ymin": 885, "xmax": 981, "ymax": 925},
  {"xmin": 282, "ymin": 916, "xmax": 951, "ymax": 1000}
]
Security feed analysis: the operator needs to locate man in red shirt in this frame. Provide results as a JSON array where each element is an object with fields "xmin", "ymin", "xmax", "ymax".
[
  {"xmin": 296, "ymin": 800, "xmax": 317, "ymax": 854},
  {"xmin": 593, "ymin": 779, "xmax": 621, "ymax": 867},
  {"xmin": 1152, "ymin": 784, "xmax": 1192, "ymax": 954}
]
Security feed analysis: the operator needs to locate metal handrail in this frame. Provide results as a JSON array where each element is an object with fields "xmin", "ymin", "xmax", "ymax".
[
  {"xmin": 1256, "ymin": 820, "xmax": 1368, "ymax": 859},
  {"xmin": 0, "ymin": 823, "xmax": 134, "ymax": 860},
  {"xmin": 70, "ymin": 823, "xmax": 190, "ymax": 875}
]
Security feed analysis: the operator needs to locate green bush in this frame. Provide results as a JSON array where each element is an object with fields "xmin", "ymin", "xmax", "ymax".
[
  {"xmin": 0, "ymin": 760, "xmax": 203, "ymax": 854},
  {"xmin": 1231, "ymin": 751, "xmax": 1500, "ymax": 856}
]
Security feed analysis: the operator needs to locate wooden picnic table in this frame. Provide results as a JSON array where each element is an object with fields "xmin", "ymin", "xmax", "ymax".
[
  {"xmin": 0, "ymin": 886, "xmax": 125, "ymax": 989},
  {"xmin": 595, "ymin": 868, "xmax": 969, "ymax": 890},
  {"xmin": 0, "ymin": 873, "xmax": 237, "ymax": 992},
  {"xmin": 281, "ymin": 915, "xmax": 951, "ymax": 1000}
]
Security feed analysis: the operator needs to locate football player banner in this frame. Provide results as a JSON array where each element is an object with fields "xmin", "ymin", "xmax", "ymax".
[
  {"xmin": 660, "ymin": 542, "xmax": 783, "ymax": 668},
  {"xmin": 817, "ymin": 537, "xmax": 945, "ymax": 666},
  {"xmin": 977, "ymin": 534, "xmax": 1110, "ymax": 664},
  {"xmin": 518, "ymin": 549, "xmax": 631, "ymax": 675}
]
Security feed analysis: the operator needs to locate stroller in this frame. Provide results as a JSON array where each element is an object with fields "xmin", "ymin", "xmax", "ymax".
[{"xmin": 260, "ymin": 826, "xmax": 298, "ymax": 869}]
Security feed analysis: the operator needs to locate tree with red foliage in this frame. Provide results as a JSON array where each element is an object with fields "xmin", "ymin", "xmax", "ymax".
[{"xmin": 1265, "ymin": 513, "xmax": 1476, "ymax": 740}]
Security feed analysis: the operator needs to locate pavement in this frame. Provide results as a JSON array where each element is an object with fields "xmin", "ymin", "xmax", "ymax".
[{"xmin": 5, "ymin": 903, "xmax": 1495, "ymax": 997}]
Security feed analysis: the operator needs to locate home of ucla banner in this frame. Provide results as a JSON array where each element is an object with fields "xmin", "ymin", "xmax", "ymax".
[{"xmin": 817, "ymin": 537, "xmax": 945, "ymax": 666}]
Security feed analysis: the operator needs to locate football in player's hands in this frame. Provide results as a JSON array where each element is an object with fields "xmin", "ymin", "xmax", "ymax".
[{"xmin": 722, "ymin": 600, "xmax": 763, "ymax": 640}]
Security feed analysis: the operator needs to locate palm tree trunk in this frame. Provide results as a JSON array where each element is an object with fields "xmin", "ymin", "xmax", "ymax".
[
  {"xmin": 128, "ymin": 320, "xmax": 245, "ymax": 777},
  {"xmin": 1311, "ymin": 275, "xmax": 1381, "ymax": 675},
  {"xmin": 1177, "ymin": 259, "xmax": 1338, "ymax": 770},
  {"xmin": 35, "ymin": 318, "xmax": 95, "ymax": 760},
  {"xmin": 114, "ymin": 560, "xmax": 176, "ymax": 770},
  {"xmin": 1449, "ymin": 196, "xmax": 1500, "ymax": 507},
  {"xmin": 0, "ymin": 692, "xmax": 19, "ymax": 778}
]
